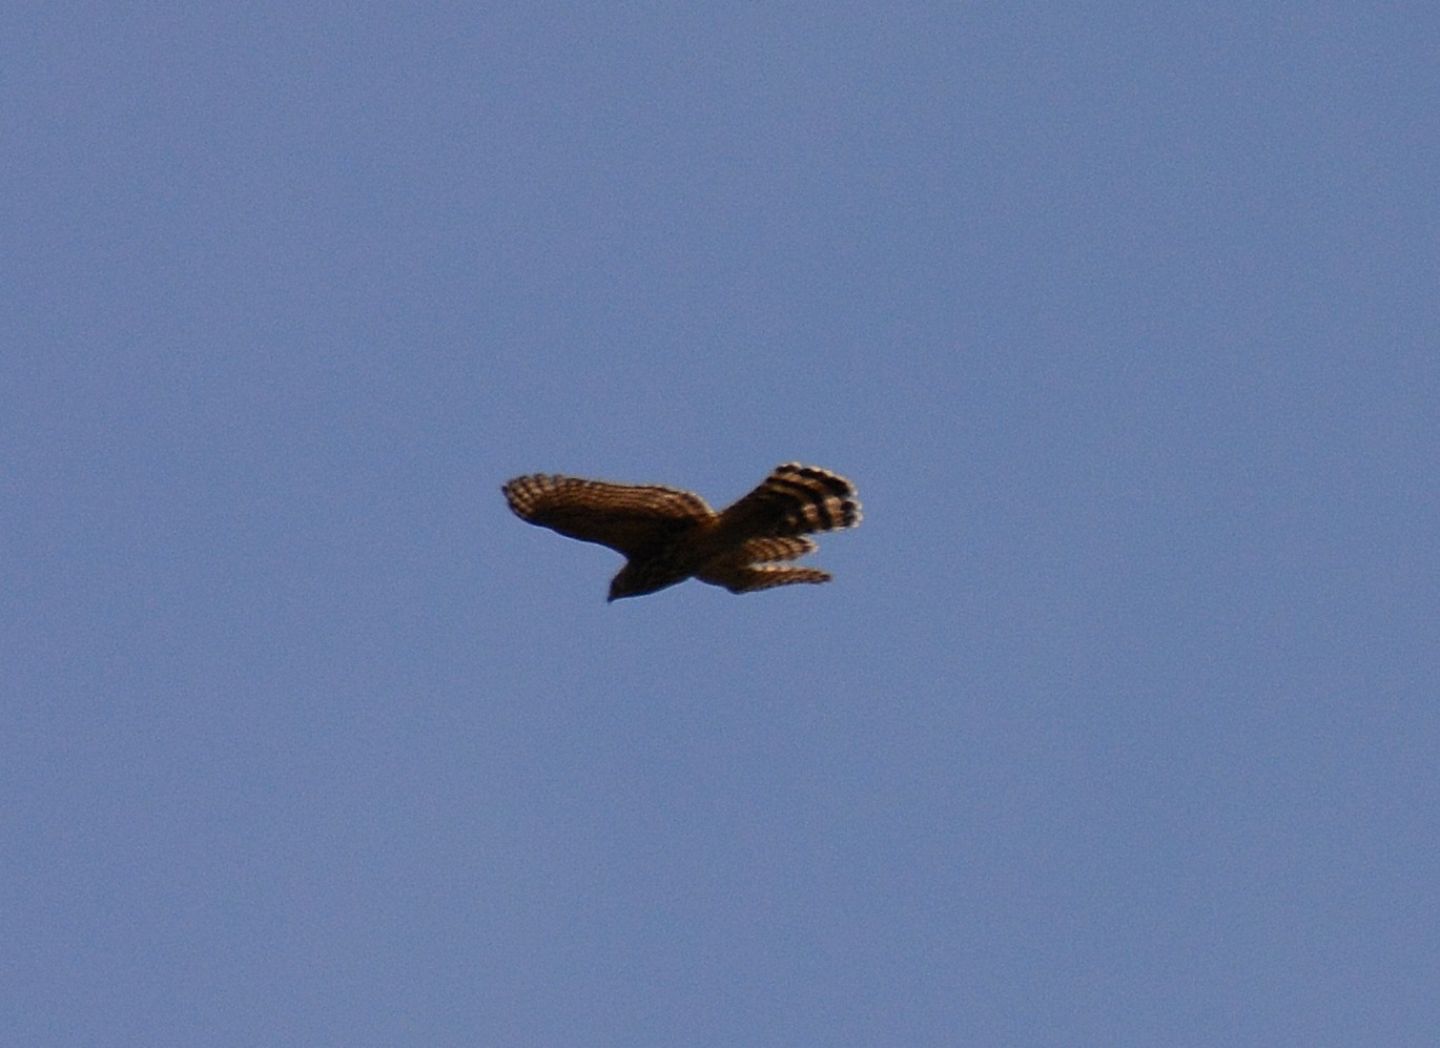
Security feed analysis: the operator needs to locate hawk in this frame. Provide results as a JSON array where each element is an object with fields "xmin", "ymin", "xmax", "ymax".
[{"xmin": 502, "ymin": 463, "xmax": 862, "ymax": 601}]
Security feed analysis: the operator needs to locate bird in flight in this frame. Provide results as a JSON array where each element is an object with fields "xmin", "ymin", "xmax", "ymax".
[{"xmin": 502, "ymin": 463, "xmax": 862, "ymax": 601}]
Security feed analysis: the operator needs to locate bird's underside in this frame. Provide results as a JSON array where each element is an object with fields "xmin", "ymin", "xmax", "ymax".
[{"xmin": 502, "ymin": 463, "xmax": 862, "ymax": 600}]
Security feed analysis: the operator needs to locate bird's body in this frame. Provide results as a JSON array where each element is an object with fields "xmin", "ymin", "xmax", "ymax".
[{"xmin": 502, "ymin": 463, "xmax": 861, "ymax": 600}]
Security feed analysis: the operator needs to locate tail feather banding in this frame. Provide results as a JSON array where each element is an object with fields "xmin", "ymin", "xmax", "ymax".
[{"xmin": 697, "ymin": 563, "xmax": 832, "ymax": 593}]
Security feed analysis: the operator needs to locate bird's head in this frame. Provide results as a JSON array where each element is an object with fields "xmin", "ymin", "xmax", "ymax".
[{"xmin": 607, "ymin": 561, "xmax": 675, "ymax": 602}]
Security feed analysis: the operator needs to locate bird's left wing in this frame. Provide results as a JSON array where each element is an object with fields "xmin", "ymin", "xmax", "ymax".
[{"xmin": 502, "ymin": 474, "xmax": 713, "ymax": 556}]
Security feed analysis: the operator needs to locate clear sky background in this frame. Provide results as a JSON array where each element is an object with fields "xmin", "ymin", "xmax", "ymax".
[{"xmin": 5, "ymin": 4, "xmax": 1438, "ymax": 1046}]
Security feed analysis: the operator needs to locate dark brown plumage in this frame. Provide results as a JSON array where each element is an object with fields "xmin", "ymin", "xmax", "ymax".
[{"xmin": 502, "ymin": 463, "xmax": 862, "ymax": 601}]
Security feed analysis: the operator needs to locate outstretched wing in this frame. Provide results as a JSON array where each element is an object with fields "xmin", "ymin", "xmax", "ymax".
[
  {"xmin": 717, "ymin": 463, "xmax": 862, "ymax": 538},
  {"xmin": 502, "ymin": 474, "xmax": 714, "ymax": 556}
]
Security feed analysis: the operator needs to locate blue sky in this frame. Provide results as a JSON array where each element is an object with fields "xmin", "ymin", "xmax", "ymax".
[{"xmin": 5, "ymin": 4, "xmax": 1438, "ymax": 1045}]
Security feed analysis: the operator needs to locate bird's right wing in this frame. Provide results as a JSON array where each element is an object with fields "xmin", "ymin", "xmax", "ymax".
[{"xmin": 716, "ymin": 463, "xmax": 861, "ymax": 538}]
